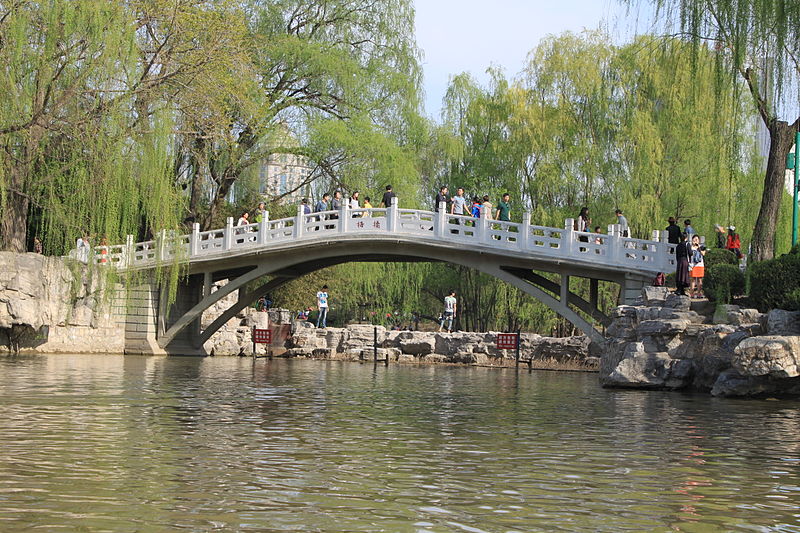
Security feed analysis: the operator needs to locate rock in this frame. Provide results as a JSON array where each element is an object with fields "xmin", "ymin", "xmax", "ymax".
[
  {"xmin": 396, "ymin": 332, "xmax": 436, "ymax": 355},
  {"xmin": 767, "ymin": 310, "xmax": 800, "ymax": 335},
  {"xmin": 664, "ymin": 293, "xmax": 691, "ymax": 312},
  {"xmin": 421, "ymin": 354, "xmax": 447, "ymax": 363},
  {"xmin": 602, "ymin": 349, "xmax": 691, "ymax": 389},
  {"xmin": 733, "ymin": 336, "xmax": 800, "ymax": 378},
  {"xmin": 267, "ymin": 308, "xmax": 292, "ymax": 324},
  {"xmin": 636, "ymin": 319, "xmax": 689, "ymax": 337},
  {"xmin": 450, "ymin": 351, "xmax": 489, "ymax": 365},
  {"xmin": 641, "ymin": 286, "xmax": 669, "ymax": 304},
  {"xmin": 397, "ymin": 354, "xmax": 415, "ymax": 363}
]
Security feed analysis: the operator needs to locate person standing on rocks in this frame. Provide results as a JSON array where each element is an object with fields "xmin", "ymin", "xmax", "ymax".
[
  {"xmin": 316, "ymin": 285, "xmax": 329, "ymax": 328},
  {"xmin": 438, "ymin": 290, "xmax": 457, "ymax": 333},
  {"xmin": 675, "ymin": 232, "xmax": 691, "ymax": 296},
  {"xmin": 689, "ymin": 234, "xmax": 706, "ymax": 299}
]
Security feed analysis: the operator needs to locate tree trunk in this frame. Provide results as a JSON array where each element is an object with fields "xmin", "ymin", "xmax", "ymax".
[
  {"xmin": 1, "ymin": 188, "xmax": 29, "ymax": 252},
  {"xmin": 751, "ymin": 120, "xmax": 796, "ymax": 262}
]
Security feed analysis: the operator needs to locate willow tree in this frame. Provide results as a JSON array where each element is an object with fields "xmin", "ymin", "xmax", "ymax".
[
  {"xmin": 179, "ymin": 0, "xmax": 424, "ymax": 229},
  {"xmin": 0, "ymin": 0, "xmax": 212, "ymax": 253},
  {"xmin": 621, "ymin": 0, "xmax": 800, "ymax": 260}
]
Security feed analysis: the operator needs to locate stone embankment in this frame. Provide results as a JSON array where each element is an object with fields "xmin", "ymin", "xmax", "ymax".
[
  {"xmin": 601, "ymin": 287, "xmax": 800, "ymax": 397},
  {"xmin": 0, "ymin": 253, "xmax": 126, "ymax": 353},
  {"xmin": 205, "ymin": 304, "xmax": 594, "ymax": 368},
  {"xmin": 0, "ymin": 252, "xmax": 595, "ymax": 368}
]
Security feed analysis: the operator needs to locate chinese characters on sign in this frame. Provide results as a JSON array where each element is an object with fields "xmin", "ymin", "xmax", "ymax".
[
  {"xmin": 253, "ymin": 328, "xmax": 272, "ymax": 344},
  {"xmin": 496, "ymin": 333, "xmax": 519, "ymax": 350}
]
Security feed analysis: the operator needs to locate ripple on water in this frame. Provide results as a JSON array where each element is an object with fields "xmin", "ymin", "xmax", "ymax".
[{"xmin": 0, "ymin": 355, "xmax": 799, "ymax": 531}]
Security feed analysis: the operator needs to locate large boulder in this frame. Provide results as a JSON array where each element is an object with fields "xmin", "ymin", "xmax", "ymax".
[
  {"xmin": 766, "ymin": 310, "xmax": 800, "ymax": 336},
  {"xmin": 395, "ymin": 331, "xmax": 436, "ymax": 355},
  {"xmin": 602, "ymin": 342, "xmax": 692, "ymax": 389},
  {"xmin": 733, "ymin": 336, "xmax": 800, "ymax": 378}
]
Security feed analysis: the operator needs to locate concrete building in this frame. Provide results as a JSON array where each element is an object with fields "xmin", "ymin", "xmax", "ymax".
[{"xmin": 258, "ymin": 152, "xmax": 314, "ymax": 200}]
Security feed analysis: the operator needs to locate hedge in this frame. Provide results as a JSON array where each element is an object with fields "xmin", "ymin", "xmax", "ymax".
[
  {"xmin": 748, "ymin": 251, "xmax": 800, "ymax": 311},
  {"xmin": 704, "ymin": 264, "xmax": 745, "ymax": 304},
  {"xmin": 704, "ymin": 247, "xmax": 738, "ymax": 269}
]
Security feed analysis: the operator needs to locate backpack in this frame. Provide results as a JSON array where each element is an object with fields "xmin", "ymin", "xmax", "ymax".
[{"xmin": 653, "ymin": 272, "xmax": 665, "ymax": 287}]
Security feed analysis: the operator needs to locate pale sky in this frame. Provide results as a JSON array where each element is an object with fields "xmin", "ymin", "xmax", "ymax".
[{"xmin": 414, "ymin": 0, "xmax": 648, "ymax": 118}]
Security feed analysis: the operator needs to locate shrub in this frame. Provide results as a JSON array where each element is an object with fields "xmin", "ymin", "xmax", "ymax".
[
  {"xmin": 704, "ymin": 264, "xmax": 745, "ymax": 303},
  {"xmin": 783, "ymin": 288, "xmax": 800, "ymax": 312},
  {"xmin": 704, "ymin": 247, "xmax": 738, "ymax": 268},
  {"xmin": 748, "ymin": 251, "xmax": 800, "ymax": 311}
]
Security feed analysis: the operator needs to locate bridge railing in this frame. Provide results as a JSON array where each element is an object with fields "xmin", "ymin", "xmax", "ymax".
[{"xmin": 86, "ymin": 200, "xmax": 677, "ymax": 274}]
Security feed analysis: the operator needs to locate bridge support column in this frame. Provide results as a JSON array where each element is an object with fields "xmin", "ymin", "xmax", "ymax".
[
  {"xmin": 590, "ymin": 278, "xmax": 599, "ymax": 308},
  {"xmin": 560, "ymin": 274, "xmax": 569, "ymax": 303}
]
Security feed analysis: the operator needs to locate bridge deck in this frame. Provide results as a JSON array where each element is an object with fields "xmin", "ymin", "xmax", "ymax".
[{"xmin": 82, "ymin": 203, "xmax": 676, "ymax": 277}]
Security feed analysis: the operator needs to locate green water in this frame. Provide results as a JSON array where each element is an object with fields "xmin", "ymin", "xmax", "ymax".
[{"xmin": 0, "ymin": 355, "xmax": 798, "ymax": 532}]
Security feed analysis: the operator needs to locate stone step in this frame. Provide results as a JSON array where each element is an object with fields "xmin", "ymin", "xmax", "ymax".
[{"xmin": 690, "ymin": 299, "xmax": 716, "ymax": 318}]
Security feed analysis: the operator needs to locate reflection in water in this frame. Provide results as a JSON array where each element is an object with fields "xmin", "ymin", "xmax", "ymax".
[{"xmin": 0, "ymin": 354, "xmax": 799, "ymax": 531}]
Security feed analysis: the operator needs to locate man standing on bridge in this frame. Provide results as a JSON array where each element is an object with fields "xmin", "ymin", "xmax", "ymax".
[{"xmin": 316, "ymin": 285, "xmax": 329, "ymax": 328}]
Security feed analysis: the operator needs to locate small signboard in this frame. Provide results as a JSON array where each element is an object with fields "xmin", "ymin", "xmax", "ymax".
[
  {"xmin": 253, "ymin": 328, "xmax": 272, "ymax": 344},
  {"xmin": 496, "ymin": 333, "xmax": 519, "ymax": 350}
]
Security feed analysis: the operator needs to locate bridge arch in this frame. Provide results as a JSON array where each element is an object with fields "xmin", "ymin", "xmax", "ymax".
[{"xmin": 158, "ymin": 238, "xmax": 645, "ymax": 352}]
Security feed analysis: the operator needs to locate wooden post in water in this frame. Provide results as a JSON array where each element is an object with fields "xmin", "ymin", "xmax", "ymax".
[
  {"xmin": 373, "ymin": 326, "xmax": 378, "ymax": 365},
  {"xmin": 515, "ymin": 329, "xmax": 521, "ymax": 369}
]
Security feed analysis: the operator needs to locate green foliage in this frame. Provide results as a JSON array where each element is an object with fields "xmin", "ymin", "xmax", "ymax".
[
  {"xmin": 704, "ymin": 264, "xmax": 745, "ymax": 303},
  {"xmin": 748, "ymin": 252, "xmax": 800, "ymax": 311},
  {"xmin": 704, "ymin": 248, "xmax": 738, "ymax": 268}
]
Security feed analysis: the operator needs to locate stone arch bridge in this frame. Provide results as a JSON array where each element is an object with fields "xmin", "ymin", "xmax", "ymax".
[{"xmin": 90, "ymin": 203, "xmax": 675, "ymax": 354}]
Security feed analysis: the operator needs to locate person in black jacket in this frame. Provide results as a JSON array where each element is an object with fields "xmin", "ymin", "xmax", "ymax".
[{"xmin": 674, "ymin": 232, "xmax": 691, "ymax": 296}]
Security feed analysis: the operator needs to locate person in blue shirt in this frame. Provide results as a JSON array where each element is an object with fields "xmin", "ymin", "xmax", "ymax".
[{"xmin": 316, "ymin": 285, "xmax": 329, "ymax": 328}]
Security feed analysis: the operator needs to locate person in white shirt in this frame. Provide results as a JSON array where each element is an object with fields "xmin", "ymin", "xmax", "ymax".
[{"xmin": 315, "ymin": 285, "xmax": 329, "ymax": 328}]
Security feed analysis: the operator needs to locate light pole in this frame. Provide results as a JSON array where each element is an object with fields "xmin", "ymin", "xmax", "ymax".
[{"xmin": 790, "ymin": 132, "xmax": 800, "ymax": 246}]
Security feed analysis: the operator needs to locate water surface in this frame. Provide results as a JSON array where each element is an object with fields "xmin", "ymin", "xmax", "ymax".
[{"xmin": 0, "ymin": 355, "xmax": 799, "ymax": 531}]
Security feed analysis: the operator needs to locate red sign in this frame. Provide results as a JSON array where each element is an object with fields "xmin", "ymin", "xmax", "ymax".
[
  {"xmin": 253, "ymin": 328, "xmax": 272, "ymax": 344},
  {"xmin": 496, "ymin": 333, "xmax": 519, "ymax": 350}
]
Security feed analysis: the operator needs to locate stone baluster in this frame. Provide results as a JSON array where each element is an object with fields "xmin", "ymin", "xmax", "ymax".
[
  {"xmin": 224, "ymin": 217, "xmax": 233, "ymax": 250},
  {"xmin": 259, "ymin": 211, "xmax": 270, "ymax": 244},
  {"xmin": 157, "ymin": 229, "xmax": 167, "ymax": 262},
  {"xmin": 190, "ymin": 223, "xmax": 200, "ymax": 256},
  {"xmin": 294, "ymin": 206, "xmax": 304, "ymax": 240},
  {"xmin": 387, "ymin": 199, "xmax": 398, "ymax": 232},
  {"xmin": 522, "ymin": 211, "xmax": 531, "ymax": 250},
  {"xmin": 563, "ymin": 218, "xmax": 575, "ymax": 256},
  {"xmin": 607, "ymin": 224, "xmax": 620, "ymax": 265},
  {"xmin": 435, "ymin": 202, "xmax": 447, "ymax": 238},
  {"xmin": 339, "ymin": 201, "xmax": 349, "ymax": 233},
  {"xmin": 125, "ymin": 235, "xmax": 134, "ymax": 267}
]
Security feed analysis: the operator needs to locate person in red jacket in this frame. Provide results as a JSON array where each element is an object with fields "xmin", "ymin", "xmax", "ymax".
[{"xmin": 726, "ymin": 226, "xmax": 742, "ymax": 259}]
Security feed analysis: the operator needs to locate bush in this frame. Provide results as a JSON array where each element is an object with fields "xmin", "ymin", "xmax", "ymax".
[
  {"xmin": 704, "ymin": 264, "xmax": 745, "ymax": 303},
  {"xmin": 748, "ymin": 252, "xmax": 800, "ymax": 311},
  {"xmin": 704, "ymin": 247, "xmax": 738, "ymax": 268}
]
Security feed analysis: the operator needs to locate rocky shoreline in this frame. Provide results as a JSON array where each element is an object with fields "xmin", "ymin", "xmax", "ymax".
[
  {"xmin": 3, "ymin": 252, "xmax": 800, "ymax": 395},
  {"xmin": 600, "ymin": 287, "xmax": 800, "ymax": 397}
]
